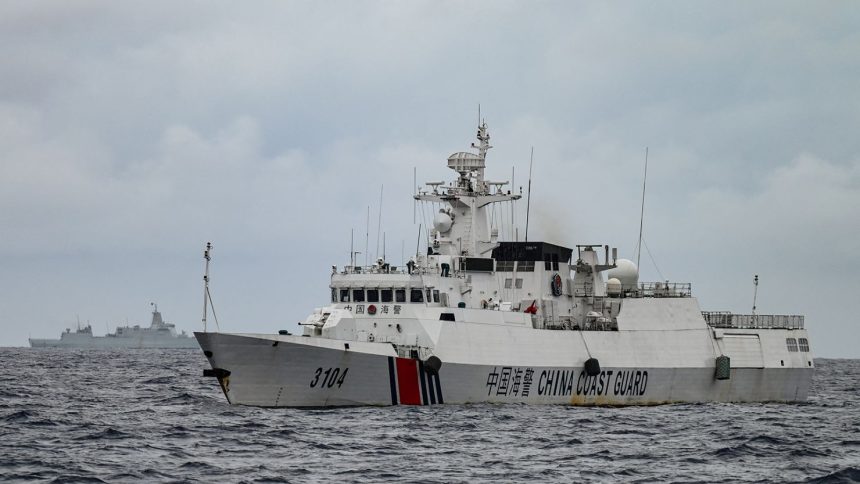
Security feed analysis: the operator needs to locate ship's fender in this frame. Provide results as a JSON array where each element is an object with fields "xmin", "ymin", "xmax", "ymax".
[
  {"xmin": 424, "ymin": 355, "xmax": 442, "ymax": 375},
  {"xmin": 584, "ymin": 358, "xmax": 601, "ymax": 376},
  {"xmin": 715, "ymin": 355, "xmax": 731, "ymax": 380}
]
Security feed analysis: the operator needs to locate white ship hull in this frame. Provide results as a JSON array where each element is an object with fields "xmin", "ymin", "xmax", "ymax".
[{"xmin": 196, "ymin": 311, "xmax": 814, "ymax": 407}]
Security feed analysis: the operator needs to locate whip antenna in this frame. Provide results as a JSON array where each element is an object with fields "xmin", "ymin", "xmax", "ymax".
[
  {"xmin": 201, "ymin": 242, "xmax": 220, "ymax": 332},
  {"xmin": 376, "ymin": 185, "xmax": 383, "ymax": 261},
  {"xmin": 636, "ymin": 147, "xmax": 648, "ymax": 270},
  {"xmin": 413, "ymin": 167, "xmax": 417, "ymax": 224},
  {"xmin": 524, "ymin": 147, "xmax": 534, "ymax": 242},
  {"xmin": 752, "ymin": 274, "xmax": 759, "ymax": 316},
  {"xmin": 365, "ymin": 206, "xmax": 370, "ymax": 267}
]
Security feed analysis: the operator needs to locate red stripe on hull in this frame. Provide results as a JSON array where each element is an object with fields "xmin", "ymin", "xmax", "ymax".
[{"xmin": 395, "ymin": 358, "xmax": 421, "ymax": 405}]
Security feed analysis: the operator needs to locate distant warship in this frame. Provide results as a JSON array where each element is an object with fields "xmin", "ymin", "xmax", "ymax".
[{"xmin": 30, "ymin": 304, "xmax": 198, "ymax": 349}]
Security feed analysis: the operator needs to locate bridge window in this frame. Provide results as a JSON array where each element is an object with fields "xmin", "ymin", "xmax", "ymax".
[
  {"xmin": 544, "ymin": 254, "xmax": 552, "ymax": 271},
  {"xmin": 410, "ymin": 288, "xmax": 424, "ymax": 303},
  {"xmin": 496, "ymin": 260, "xmax": 515, "ymax": 272},
  {"xmin": 395, "ymin": 289, "xmax": 406, "ymax": 303},
  {"xmin": 331, "ymin": 288, "xmax": 337, "ymax": 303},
  {"xmin": 381, "ymin": 289, "xmax": 393, "ymax": 303},
  {"xmin": 366, "ymin": 289, "xmax": 379, "ymax": 303},
  {"xmin": 340, "ymin": 289, "xmax": 350, "ymax": 302},
  {"xmin": 798, "ymin": 338, "xmax": 809, "ymax": 352},
  {"xmin": 552, "ymin": 254, "xmax": 559, "ymax": 270},
  {"xmin": 433, "ymin": 290, "xmax": 440, "ymax": 303},
  {"xmin": 786, "ymin": 338, "xmax": 798, "ymax": 352},
  {"xmin": 352, "ymin": 289, "xmax": 365, "ymax": 303},
  {"xmin": 426, "ymin": 288, "xmax": 432, "ymax": 302},
  {"xmin": 517, "ymin": 261, "xmax": 535, "ymax": 272}
]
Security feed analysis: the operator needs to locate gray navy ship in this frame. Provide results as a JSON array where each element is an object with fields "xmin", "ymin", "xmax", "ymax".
[{"xmin": 30, "ymin": 304, "xmax": 198, "ymax": 349}]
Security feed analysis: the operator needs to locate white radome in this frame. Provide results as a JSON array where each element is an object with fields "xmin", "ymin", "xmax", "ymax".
[
  {"xmin": 608, "ymin": 259, "xmax": 639, "ymax": 286},
  {"xmin": 433, "ymin": 211, "xmax": 453, "ymax": 234},
  {"xmin": 606, "ymin": 277, "xmax": 622, "ymax": 295}
]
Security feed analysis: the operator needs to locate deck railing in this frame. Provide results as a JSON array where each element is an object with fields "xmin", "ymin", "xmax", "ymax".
[
  {"xmin": 339, "ymin": 265, "xmax": 408, "ymax": 275},
  {"xmin": 636, "ymin": 282, "xmax": 691, "ymax": 298},
  {"xmin": 702, "ymin": 311, "xmax": 804, "ymax": 329},
  {"xmin": 610, "ymin": 282, "xmax": 692, "ymax": 298}
]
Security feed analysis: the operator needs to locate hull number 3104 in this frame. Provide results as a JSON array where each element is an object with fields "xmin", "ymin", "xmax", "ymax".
[{"xmin": 310, "ymin": 367, "xmax": 349, "ymax": 388}]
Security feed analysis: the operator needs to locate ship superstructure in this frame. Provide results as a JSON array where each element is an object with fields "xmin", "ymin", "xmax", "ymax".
[
  {"xmin": 196, "ymin": 122, "xmax": 813, "ymax": 407},
  {"xmin": 30, "ymin": 304, "xmax": 198, "ymax": 349}
]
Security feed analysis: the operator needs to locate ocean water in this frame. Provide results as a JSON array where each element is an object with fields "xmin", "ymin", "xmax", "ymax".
[{"xmin": 0, "ymin": 349, "xmax": 857, "ymax": 483}]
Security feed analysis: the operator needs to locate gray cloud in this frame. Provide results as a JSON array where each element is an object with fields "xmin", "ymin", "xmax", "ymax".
[{"xmin": 1, "ymin": 1, "xmax": 858, "ymax": 356}]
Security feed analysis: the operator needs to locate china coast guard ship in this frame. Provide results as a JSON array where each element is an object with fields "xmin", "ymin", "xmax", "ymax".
[
  {"xmin": 30, "ymin": 304, "xmax": 198, "ymax": 349},
  {"xmin": 197, "ymin": 122, "xmax": 813, "ymax": 407}
]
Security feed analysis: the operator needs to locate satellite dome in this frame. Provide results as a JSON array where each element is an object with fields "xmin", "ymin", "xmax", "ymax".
[
  {"xmin": 607, "ymin": 259, "xmax": 638, "ymax": 287},
  {"xmin": 433, "ymin": 211, "xmax": 453, "ymax": 234},
  {"xmin": 606, "ymin": 278, "xmax": 622, "ymax": 295}
]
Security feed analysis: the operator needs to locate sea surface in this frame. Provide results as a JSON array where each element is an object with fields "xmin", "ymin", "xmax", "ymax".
[{"xmin": 0, "ymin": 349, "xmax": 857, "ymax": 483}]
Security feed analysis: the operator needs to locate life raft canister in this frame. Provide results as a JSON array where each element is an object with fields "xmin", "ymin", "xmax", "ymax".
[{"xmin": 550, "ymin": 273, "xmax": 563, "ymax": 296}]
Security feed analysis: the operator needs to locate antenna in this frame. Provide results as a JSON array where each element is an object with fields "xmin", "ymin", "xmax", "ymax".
[
  {"xmin": 752, "ymin": 274, "xmax": 759, "ymax": 315},
  {"xmin": 511, "ymin": 166, "xmax": 516, "ymax": 240},
  {"xmin": 524, "ymin": 147, "xmax": 534, "ymax": 242},
  {"xmin": 415, "ymin": 224, "xmax": 422, "ymax": 257},
  {"xmin": 202, "ymin": 242, "xmax": 211, "ymax": 332},
  {"xmin": 201, "ymin": 242, "xmax": 220, "ymax": 332},
  {"xmin": 365, "ymin": 206, "xmax": 370, "ymax": 267},
  {"xmin": 375, "ymin": 185, "xmax": 383, "ymax": 261},
  {"xmin": 350, "ymin": 229, "xmax": 354, "ymax": 267},
  {"xmin": 636, "ymin": 147, "xmax": 649, "ymax": 271},
  {"xmin": 413, "ymin": 167, "xmax": 417, "ymax": 224}
]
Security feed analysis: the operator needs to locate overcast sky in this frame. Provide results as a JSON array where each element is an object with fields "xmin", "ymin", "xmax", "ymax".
[{"xmin": 1, "ymin": 2, "xmax": 858, "ymax": 356}]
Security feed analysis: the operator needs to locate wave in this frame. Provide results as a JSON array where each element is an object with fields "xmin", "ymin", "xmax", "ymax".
[
  {"xmin": 805, "ymin": 466, "xmax": 860, "ymax": 483},
  {"xmin": 2, "ymin": 350, "xmax": 857, "ymax": 483},
  {"xmin": 3, "ymin": 410, "xmax": 34, "ymax": 421},
  {"xmin": 73, "ymin": 427, "xmax": 133, "ymax": 441}
]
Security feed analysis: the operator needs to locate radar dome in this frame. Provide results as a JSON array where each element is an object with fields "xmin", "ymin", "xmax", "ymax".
[
  {"xmin": 607, "ymin": 259, "xmax": 638, "ymax": 286},
  {"xmin": 433, "ymin": 212, "xmax": 453, "ymax": 234},
  {"xmin": 606, "ymin": 278, "xmax": 622, "ymax": 295}
]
